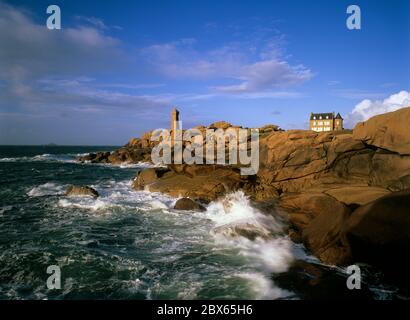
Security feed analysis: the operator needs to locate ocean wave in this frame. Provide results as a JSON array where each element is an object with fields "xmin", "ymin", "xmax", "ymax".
[
  {"xmin": 0, "ymin": 205, "xmax": 13, "ymax": 216},
  {"xmin": 24, "ymin": 180, "xmax": 295, "ymax": 299},
  {"xmin": 27, "ymin": 182, "xmax": 67, "ymax": 197},
  {"xmin": 0, "ymin": 153, "xmax": 78, "ymax": 163},
  {"xmin": 236, "ymin": 272, "xmax": 291, "ymax": 299},
  {"xmin": 54, "ymin": 180, "xmax": 174, "ymax": 213},
  {"xmin": 0, "ymin": 153, "xmax": 158, "ymax": 171},
  {"xmin": 199, "ymin": 191, "xmax": 296, "ymax": 298}
]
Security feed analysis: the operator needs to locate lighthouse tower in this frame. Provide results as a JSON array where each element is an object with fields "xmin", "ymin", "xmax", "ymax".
[{"xmin": 171, "ymin": 107, "xmax": 180, "ymax": 132}]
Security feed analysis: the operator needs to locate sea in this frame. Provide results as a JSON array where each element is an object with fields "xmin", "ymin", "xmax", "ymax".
[{"xmin": 0, "ymin": 146, "xmax": 404, "ymax": 300}]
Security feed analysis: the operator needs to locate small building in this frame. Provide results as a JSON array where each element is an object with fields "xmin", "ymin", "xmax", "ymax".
[{"xmin": 309, "ymin": 112, "xmax": 343, "ymax": 132}]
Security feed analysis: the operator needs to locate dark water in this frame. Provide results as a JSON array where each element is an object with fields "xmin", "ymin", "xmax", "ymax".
[{"xmin": 0, "ymin": 146, "xmax": 403, "ymax": 300}]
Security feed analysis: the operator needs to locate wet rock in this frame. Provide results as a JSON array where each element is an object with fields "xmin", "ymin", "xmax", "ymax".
[
  {"xmin": 65, "ymin": 185, "xmax": 99, "ymax": 198},
  {"xmin": 212, "ymin": 222, "xmax": 271, "ymax": 240},
  {"xmin": 174, "ymin": 198, "xmax": 206, "ymax": 211},
  {"xmin": 78, "ymin": 151, "xmax": 110, "ymax": 163},
  {"xmin": 135, "ymin": 165, "xmax": 252, "ymax": 202},
  {"xmin": 132, "ymin": 167, "xmax": 171, "ymax": 190},
  {"xmin": 273, "ymin": 260, "xmax": 373, "ymax": 300}
]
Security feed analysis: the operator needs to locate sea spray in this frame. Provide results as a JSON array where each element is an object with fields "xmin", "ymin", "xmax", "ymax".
[
  {"xmin": 203, "ymin": 191, "xmax": 294, "ymax": 298},
  {"xmin": 27, "ymin": 182, "xmax": 67, "ymax": 197}
]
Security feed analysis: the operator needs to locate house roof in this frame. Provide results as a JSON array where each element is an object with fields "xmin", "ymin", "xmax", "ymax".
[
  {"xmin": 310, "ymin": 112, "xmax": 334, "ymax": 120},
  {"xmin": 335, "ymin": 113, "xmax": 343, "ymax": 119}
]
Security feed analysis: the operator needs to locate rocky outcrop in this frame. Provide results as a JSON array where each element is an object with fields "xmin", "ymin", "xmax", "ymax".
[
  {"xmin": 78, "ymin": 120, "xmax": 282, "ymax": 166},
  {"xmin": 78, "ymin": 134, "xmax": 155, "ymax": 165},
  {"xmin": 131, "ymin": 107, "xmax": 410, "ymax": 203},
  {"xmin": 258, "ymin": 109, "xmax": 410, "ymax": 194},
  {"xmin": 133, "ymin": 167, "xmax": 170, "ymax": 190},
  {"xmin": 353, "ymin": 107, "xmax": 410, "ymax": 155},
  {"xmin": 211, "ymin": 222, "xmax": 272, "ymax": 240},
  {"xmin": 130, "ymin": 108, "xmax": 410, "ymax": 279},
  {"xmin": 80, "ymin": 106, "xmax": 410, "ymax": 281},
  {"xmin": 273, "ymin": 260, "xmax": 373, "ymax": 300},
  {"xmin": 208, "ymin": 121, "xmax": 234, "ymax": 130},
  {"xmin": 323, "ymin": 186, "xmax": 390, "ymax": 206},
  {"xmin": 278, "ymin": 192, "xmax": 349, "ymax": 232},
  {"xmin": 79, "ymin": 152, "xmax": 111, "ymax": 163},
  {"xmin": 277, "ymin": 187, "xmax": 410, "ymax": 271},
  {"xmin": 174, "ymin": 198, "xmax": 206, "ymax": 211},
  {"xmin": 301, "ymin": 203, "xmax": 351, "ymax": 266},
  {"xmin": 78, "ymin": 144, "xmax": 152, "ymax": 165},
  {"xmin": 345, "ymin": 189, "xmax": 410, "ymax": 283},
  {"xmin": 258, "ymin": 124, "xmax": 282, "ymax": 136},
  {"xmin": 133, "ymin": 165, "xmax": 253, "ymax": 202},
  {"xmin": 65, "ymin": 185, "xmax": 99, "ymax": 198}
]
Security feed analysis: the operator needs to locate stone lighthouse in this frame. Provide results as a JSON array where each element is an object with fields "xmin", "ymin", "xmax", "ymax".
[{"xmin": 171, "ymin": 107, "xmax": 180, "ymax": 132}]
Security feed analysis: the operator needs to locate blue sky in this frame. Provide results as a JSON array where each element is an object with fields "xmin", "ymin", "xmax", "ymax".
[{"xmin": 0, "ymin": 0, "xmax": 409, "ymax": 144}]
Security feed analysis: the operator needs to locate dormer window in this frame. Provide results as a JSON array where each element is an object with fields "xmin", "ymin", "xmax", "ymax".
[
  {"xmin": 319, "ymin": 116, "xmax": 322, "ymax": 119},
  {"xmin": 313, "ymin": 116, "xmax": 316, "ymax": 120},
  {"xmin": 326, "ymin": 116, "xmax": 329, "ymax": 119}
]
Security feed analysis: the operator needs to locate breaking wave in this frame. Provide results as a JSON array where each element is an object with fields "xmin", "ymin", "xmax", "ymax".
[
  {"xmin": 54, "ymin": 180, "xmax": 174, "ymax": 213},
  {"xmin": 0, "ymin": 153, "xmax": 85, "ymax": 163},
  {"xmin": 203, "ymin": 191, "xmax": 295, "ymax": 298},
  {"xmin": 27, "ymin": 182, "xmax": 67, "ymax": 197},
  {"xmin": 25, "ymin": 180, "xmax": 296, "ymax": 299}
]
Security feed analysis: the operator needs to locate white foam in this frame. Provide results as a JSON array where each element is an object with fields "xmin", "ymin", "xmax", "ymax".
[
  {"xmin": 236, "ymin": 272, "xmax": 290, "ymax": 299},
  {"xmin": 58, "ymin": 198, "xmax": 111, "ymax": 211},
  {"xmin": 213, "ymin": 234, "xmax": 294, "ymax": 273},
  {"xmin": 0, "ymin": 153, "xmax": 76, "ymax": 163},
  {"xmin": 55, "ymin": 180, "xmax": 174, "ymax": 213},
  {"xmin": 204, "ymin": 191, "xmax": 282, "ymax": 232},
  {"xmin": 27, "ymin": 182, "xmax": 66, "ymax": 197},
  {"xmin": 119, "ymin": 162, "xmax": 158, "ymax": 169},
  {"xmin": 202, "ymin": 191, "xmax": 295, "ymax": 298},
  {"xmin": 0, "ymin": 157, "xmax": 18, "ymax": 162}
]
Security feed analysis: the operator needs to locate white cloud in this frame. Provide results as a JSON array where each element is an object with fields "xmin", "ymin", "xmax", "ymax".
[
  {"xmin": 0, "ymin": 2, "xmax": 166, "ymax": 116},
  {"xmin": 141, "ymin": 36, "xmax": 312, "ymax": 95},
  {"xmin": 213, "ymin": 60, "xmax": 311, "ymax": 93},
  {"xmin": 345, "ymin": 90, "xmax": 410, "ymax": 127},
  {"xmin": 75, "ymin": 15, "xmax": 123, "ymax": 31},
  {"xmin": 328, "ymin": 80, "xmax": 340, "ymax": 86},
  {"xmin": 332, "ymin": 89, "xmax": 385, "ymax": 100}
]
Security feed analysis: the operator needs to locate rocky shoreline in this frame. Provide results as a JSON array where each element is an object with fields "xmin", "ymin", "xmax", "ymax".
[{"xmin": 78, "ymin": 107, "xmax": 410, "ymax": 291}]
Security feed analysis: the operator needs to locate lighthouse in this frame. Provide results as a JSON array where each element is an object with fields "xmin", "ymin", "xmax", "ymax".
[{"xmin": 171, "ymin": 107, "xmax": 180, "ymax": 132}]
